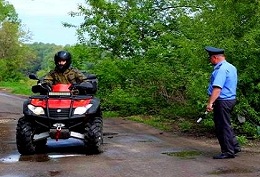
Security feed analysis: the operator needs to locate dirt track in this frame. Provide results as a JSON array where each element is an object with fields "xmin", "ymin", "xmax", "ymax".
[{"xmin": 0, "ymin": 91, "xmax": 259, "ymax": 177}]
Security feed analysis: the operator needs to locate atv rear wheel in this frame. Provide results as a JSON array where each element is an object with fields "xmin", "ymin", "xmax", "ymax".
[
  {"xmin": 84, "ymin": 117, "xmax": 103, "ymax": 154},
  {"xmin": 16, "ymin": 117, "xmax": 36, "ymax": 155}
]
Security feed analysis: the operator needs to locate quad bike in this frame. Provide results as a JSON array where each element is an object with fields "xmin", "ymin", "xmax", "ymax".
[{"xmin": 16, "ymin": 74, "xmax": 103, "ymax": 155}]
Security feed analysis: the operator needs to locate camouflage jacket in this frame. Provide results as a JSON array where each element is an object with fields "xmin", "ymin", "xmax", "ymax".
[{"xmin": 43, "ymin": 67, "xmax": 86, "ymax": 86}]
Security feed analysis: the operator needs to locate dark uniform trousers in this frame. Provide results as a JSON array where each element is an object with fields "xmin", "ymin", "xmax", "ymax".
[{"xmin": 213, "ymin": 99, "xmax": 240, "ymax": 155}]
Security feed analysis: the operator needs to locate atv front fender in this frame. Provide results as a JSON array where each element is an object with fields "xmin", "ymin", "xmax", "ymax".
[
  {"xmin": 23, "ymin": 99, "xmax": 31, "ymax": 115},
  {"xmin": 87, "ymin": 98, "xmax": 100, "ymax": 114}
]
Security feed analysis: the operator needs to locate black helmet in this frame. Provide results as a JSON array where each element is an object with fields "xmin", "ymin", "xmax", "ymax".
[{"xmin": 54, "ymin": 51, "xmax": 72, "ymax": 72}]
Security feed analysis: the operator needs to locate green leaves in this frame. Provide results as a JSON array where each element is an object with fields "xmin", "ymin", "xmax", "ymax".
[{"xmin": 0, "ymin": 1, "xmax": 32, "ymax": 81}]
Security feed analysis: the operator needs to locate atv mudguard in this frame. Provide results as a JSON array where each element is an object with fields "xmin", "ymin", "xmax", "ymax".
[{"xmin": 88, "ymin": 98, "xmax": 101, "ymax": 114}]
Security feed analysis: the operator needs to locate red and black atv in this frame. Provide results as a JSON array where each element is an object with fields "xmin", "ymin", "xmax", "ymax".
[{"xmin": 16, "ymin": 74, "xmax": 103, "ymax": 155}]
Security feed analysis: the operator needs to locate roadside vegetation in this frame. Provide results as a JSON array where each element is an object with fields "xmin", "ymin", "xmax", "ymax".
[{"xmin": 0, "ymin": 0, "xmax": 260, "ymax": 143}]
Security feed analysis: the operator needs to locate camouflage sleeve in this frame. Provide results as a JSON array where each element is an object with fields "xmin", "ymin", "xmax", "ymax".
[
  {"xmin": 74, "ymin": 69, "xmax": 87, "ymax": 83},
  {"xmin": 42, "ymin": 71, "xmax": 55, "ymax": 86}
]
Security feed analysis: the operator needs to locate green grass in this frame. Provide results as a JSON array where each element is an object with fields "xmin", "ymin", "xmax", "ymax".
[
  {"xmin": 127, "ymin": 115, "xmax": 173, "ymax": 131},
  {"xmin": 0, "ymin": 80, "xmax": 34, "ymax": 95},
  {"xmin": 103, "ymin": 111, "xmax": 121, "ymax": 118},
  {"xmin": 237, "ymin": 135, "xmax": 248, "ymax": 145},
  {"xmin": 178, "ymin": 120, "xmax": 193, "ymax": 132}
]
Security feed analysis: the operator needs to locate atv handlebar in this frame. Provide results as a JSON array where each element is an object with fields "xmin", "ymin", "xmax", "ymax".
[
  {"xmin": 29, "ymin": 73, "xmax": 97, "ymax": 95},
  {"xmin": 31, "ymin": 83, "xmax": 52, "ymax": 94}
]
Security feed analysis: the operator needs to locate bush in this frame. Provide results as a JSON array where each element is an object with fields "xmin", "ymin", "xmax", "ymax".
[
  {"xmin": 178, "ymin": 120, "xmax": 193, "ymax": 132},
  {"xmin": 236, "ymin": 135, "xmax": 248, "ymax": 145}
]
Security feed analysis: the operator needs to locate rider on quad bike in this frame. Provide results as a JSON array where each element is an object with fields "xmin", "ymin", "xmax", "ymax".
[{"xmin": 16, "ymin": 51, "xmax": 103, "ymax": 155}]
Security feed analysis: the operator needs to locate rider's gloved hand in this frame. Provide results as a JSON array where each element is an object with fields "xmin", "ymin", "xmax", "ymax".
[
  {"xmin": 40, "ymin": 82, "xmax": 52, "ymax": 92},
  {"xmin": 68, "ymin": 83, "xmax": 77, "ymax": 90}
]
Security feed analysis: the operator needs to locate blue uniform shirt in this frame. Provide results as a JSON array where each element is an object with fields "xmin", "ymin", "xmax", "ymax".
[{"xmin": 207, "ymin": 60, "xmax": 237, "ymax": 100}]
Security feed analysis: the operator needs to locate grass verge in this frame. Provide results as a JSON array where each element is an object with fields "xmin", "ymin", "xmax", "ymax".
[
  {"xmin": 127, "ymin": 115, "xmax": 173, "ymax": 131},
  {"xmin": 0, "ymin": 80, "xmax": 33, "ymax": 95}
]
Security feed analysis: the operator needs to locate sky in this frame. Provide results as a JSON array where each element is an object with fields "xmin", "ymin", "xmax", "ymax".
[{"xmin": 7, "ymin": 0, "xmax": 85, "ymax": 45}]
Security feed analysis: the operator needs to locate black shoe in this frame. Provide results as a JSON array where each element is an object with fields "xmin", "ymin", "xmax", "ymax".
[
  {"xmin": 234, "ymin": 148, "xmax": 241, "ymax": 154},
  {"xmin": 213, "ymin": 153, "xmax": 235, "ymax": 159}
]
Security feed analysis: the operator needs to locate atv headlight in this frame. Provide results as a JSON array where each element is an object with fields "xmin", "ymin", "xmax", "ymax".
[
  {"xmin": 74, "ymin": 104, "xmax": 93, "ymax": 115},
  {"xmin": 28, "ymin": 104, "xmax": 45, "ymax": 115}
]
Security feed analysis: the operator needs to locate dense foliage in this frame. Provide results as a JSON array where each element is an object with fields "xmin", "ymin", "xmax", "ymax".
[
  {"xmin": 1, "ymin": 0, "xmax": 260, "ymax": 137},
  {"xmin": 0, "ymin": 0, "xmax": 36, "ymax": 81},
  {"xmin": 68, "ymin": 0, "xmax": 260, "ymax": 137},
  {"xmin": 26, "ymin": 43, "xmax": 64, "ymax": 76}
]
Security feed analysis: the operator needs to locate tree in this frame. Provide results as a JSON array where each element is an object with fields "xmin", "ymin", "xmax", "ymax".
[
  {"xmin": 0, "ymin": 0, "xmax": 36, "ymax": 81},
  {"xmin": 67, "ymin": 0, "xmax": 191, "ymax": 58},
  {"xmin": 65, "ymin": 0, "xmax": 207, "ymax": 116},
  {"xmin": 188, "ymin": 0, "xmax": 260, "ymax": 135}
]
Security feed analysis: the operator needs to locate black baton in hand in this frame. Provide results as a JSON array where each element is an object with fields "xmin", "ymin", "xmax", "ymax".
[{"xmin": 197, "ymin": 111, "xmax": 208, "ymax": 123}]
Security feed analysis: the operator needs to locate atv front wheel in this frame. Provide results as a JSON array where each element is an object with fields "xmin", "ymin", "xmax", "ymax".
[
  {"xmin": 16, "ymin": 117, "xmax": 36, "ymax": 155},
  {"xmin": 84, "ymin": 117, "xmax": 103, "ymax": 154}
]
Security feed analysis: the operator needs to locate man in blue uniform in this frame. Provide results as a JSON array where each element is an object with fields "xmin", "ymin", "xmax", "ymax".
[{"xmin": 205, "ymin": 46, "xmax": 241, "ymax": 159}]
